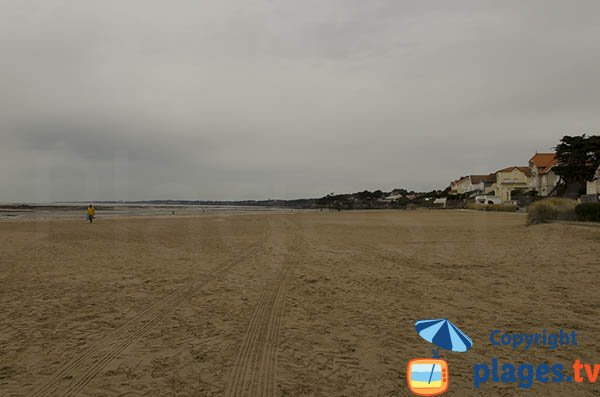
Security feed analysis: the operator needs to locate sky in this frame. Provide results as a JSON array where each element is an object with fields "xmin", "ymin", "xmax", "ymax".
[{"xmin": 1, "ymin": 1, "xmax": 600, "ymax": 202}]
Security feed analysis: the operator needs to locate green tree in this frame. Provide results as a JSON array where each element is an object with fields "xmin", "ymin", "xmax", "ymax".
[{"xmin": 554, "ymin": 134, "xmax": 600, "ymax": 196}]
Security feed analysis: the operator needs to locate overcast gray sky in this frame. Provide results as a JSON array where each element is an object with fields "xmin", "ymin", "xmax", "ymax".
[{"xmin": 1, "ymin": 1, "xmax": 599, "ymax": 202}]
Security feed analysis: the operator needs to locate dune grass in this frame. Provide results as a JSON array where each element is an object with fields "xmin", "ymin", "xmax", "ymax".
[
  {"xmin": 465, "ymin": 203, "xmax": 518, "ymax": 212},
  {"xmin": 526, "ymin": 198, "xmax": 577, "ymax": 225}
]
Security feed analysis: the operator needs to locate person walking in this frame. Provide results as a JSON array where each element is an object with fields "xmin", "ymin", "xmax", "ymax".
[{"xmin": 87, "ymin": 204, "xmax": 96, "ymax": 224}]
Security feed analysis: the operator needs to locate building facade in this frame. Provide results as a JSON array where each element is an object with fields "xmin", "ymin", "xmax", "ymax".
[
  {"xmin": 528, "ymin": 153, "xmax": 559, "ymax": 196},
  {"xmin": 587, "ymin": 166, "xmax": 600, "ymax": 196},
  {"xmin": 451, "ymin": 174, "xmax": 496, "ymax": 196},
  {"xmin": 495, "ymin": 166, "xmax": 532, "ymax": 202}
]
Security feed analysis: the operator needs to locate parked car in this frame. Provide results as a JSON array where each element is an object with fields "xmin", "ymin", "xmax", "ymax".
[{"xmin": 475, "ymin": 195, "xmax": 502, "ymax": 205}]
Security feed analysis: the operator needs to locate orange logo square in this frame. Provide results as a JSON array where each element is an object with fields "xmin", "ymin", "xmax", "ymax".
[{"xmin": 406, "ymin": 358, "xmax": 449, "ymax": 396}]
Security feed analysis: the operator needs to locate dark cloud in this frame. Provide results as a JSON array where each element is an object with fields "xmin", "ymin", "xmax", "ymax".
[{"xmin": 1, "ymin": 1, "xmax": 600, "ymax": 201}]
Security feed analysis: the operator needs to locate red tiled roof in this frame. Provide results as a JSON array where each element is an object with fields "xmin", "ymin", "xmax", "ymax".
[
  {"xmin": 469, "ymin": 174, "xmax": 496, "ymax": 184},
  {"xmin": 540, "ymin": 158, "xmax": 558, "ymax": 174},
  {"xmin": 529, "ymin": 153, "xmax": 556, "ymax": 169}
]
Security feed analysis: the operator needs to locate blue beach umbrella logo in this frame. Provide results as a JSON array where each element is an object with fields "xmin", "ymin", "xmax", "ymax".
[
  {"xmin": 407, "ymin": 319, "xmax": 473, "ymax": 395},
  {"xmin": 415, "ymin": 318, "xmax": 473, "ymax": 357}
]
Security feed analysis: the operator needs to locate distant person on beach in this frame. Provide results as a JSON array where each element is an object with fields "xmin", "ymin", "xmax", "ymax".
[{"xmin": 87, "ymin": 205, "xmax": 96, "ymax": 224}]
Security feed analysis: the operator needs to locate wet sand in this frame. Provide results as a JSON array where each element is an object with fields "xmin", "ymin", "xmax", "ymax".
[{"xmin": 1, "ymin": 210, "xmax": 599, "ymax": 396}]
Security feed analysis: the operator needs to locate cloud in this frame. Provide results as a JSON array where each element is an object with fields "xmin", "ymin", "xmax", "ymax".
[{"xmin": 1, "ymin": 0, "xmax": 600, "ymax": 201}]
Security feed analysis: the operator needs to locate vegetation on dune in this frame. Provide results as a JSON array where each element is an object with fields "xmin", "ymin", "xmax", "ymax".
[
  {"xmin": 526, "ymin": 198, "xmax": 577, "ymax": 225},
  {"xmin": 315, "ymin": 189, "xmax": 446, "ymax": 210},
  {"xmin": 465, "ymin": 203, "xmax": 518, "ymax": 212}
]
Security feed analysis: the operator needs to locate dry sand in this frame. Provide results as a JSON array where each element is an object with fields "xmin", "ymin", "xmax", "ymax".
[{"xmin": 1, "ymin": 210, "xmax": 599, "ymax": 396}]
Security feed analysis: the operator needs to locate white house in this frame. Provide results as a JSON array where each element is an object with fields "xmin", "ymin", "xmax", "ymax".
[
  {"xmin": 587, "ymin": 166, "xmax": 600, "ymax": 196},
  {"xmin": 528, "ymin": 153, "xmax": 559, "ymax": 196},
  {"xmin": 451, "ymin": 174, "xmax": 496, "ymax": 195}
]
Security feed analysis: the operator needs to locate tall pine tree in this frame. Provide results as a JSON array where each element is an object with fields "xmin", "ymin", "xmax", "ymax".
[{"xmin": 554, "ymin": 134, "xmax": 600, "ymax": 196}]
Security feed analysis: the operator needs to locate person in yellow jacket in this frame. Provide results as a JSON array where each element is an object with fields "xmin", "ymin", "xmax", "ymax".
[{"xmin": 87, "ymin": 204, "xmax": 96, "ymax": 224}]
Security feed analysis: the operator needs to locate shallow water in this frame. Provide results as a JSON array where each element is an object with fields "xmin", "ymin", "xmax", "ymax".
[{"xmin": 0, "ymin": 204, "xmax": 285, "ymax": 220}]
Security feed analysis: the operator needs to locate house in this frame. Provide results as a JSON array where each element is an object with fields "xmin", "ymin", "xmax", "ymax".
[
  {"xmin": 433, "ymin": 198, "xmax": 447, "ymax": 208},
  {"xmin": 455, "ymin": 176, "xmax": 470, "ymax": 194},
  {"xmin": 451, "ymin": 174, "xmax": 496, "ymax": 196},
  {"xmin": 384, "ymin": 193, "xmax": 404, "ymax": 201},
  {"xmin": 449, "ymin": 179, "xmax": 460, "ymax": 194},
  {"xmin": 470, "ymin": 174, "xmax": 497, "ymax": 195},
  {"xmin": 494, "ymin": 166, "xmax": 532, "ymax": 202},
  {"xmin": 529, "ymin": 153, "xmax": 559, "ymax": 196},
  {"xmin": 587, "ymin": 166, "xmax": 600, "ymax": 196}
]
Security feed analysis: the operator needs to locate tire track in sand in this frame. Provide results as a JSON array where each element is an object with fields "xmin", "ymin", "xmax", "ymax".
[
  {"xmin": 31, "ymin": 222, "xmax": 270, "ymax": 397},
  {"xmin": 224, "ymin": 219, "xmax": 303, "ymax": 397}
]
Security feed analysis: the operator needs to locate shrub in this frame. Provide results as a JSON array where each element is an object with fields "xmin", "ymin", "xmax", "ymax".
[
  {"xmin": 488, "ymin": 204, "xmax": 519, "ymax": 212},
  {"xmin": 575, "ymin": 203, "xmax": 600, "ymax": 222},
  {"xmin": 465, "ymin": 203, "xmax": 518, "ymax": 212},
  {"xmin": 526, "ymin": 198, "xmax": 577, "ymax": 225}
]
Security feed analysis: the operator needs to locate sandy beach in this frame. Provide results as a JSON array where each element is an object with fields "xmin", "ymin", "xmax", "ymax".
[{"xmin": 1, "ymin": 210, "xmax": 599, "ymax": 396}]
